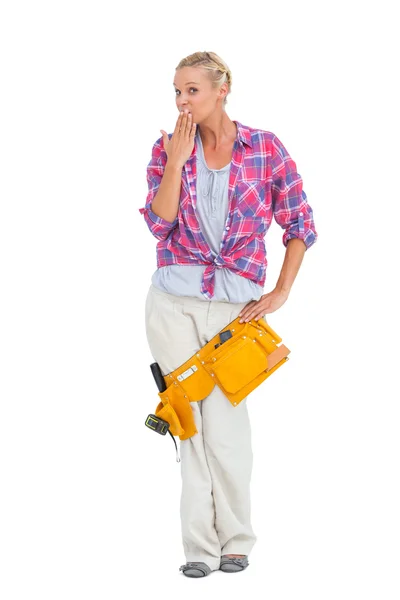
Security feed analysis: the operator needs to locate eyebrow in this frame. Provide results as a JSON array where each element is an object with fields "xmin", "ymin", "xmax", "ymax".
[{"xmin": 173, "ymin": 81, "xmax": 200, "ymax": 87}]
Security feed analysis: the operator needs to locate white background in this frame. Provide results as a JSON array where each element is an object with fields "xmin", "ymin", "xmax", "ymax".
[{"xmin": 1, "ymin": 1, "xmax": 399, "ymax": 598}]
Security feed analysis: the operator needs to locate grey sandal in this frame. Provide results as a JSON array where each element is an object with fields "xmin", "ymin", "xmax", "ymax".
[
  {"xmin": 220, "ymin": 555, "xmax": 249, "ymax": 572},
  {"xmin": 179, "ymin": 562, "xmax": 212, "ymax": 577}
]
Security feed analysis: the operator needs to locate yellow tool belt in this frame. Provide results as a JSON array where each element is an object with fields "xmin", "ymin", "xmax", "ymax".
[{"xmin": 153, "ymin": 316, "xmax": 290, "ymax": 441}]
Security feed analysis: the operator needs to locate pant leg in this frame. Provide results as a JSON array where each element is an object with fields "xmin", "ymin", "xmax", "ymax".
[
  {"xmin": 202, "ymin": 300, "xmax": 257, "ymax": 556},
  {"xmin": 145, "ymin": 284, "xmax": 221, "ymax": 571}
]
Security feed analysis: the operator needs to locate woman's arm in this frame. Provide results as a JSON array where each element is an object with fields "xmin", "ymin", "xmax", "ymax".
[
  {"xmin": 274, "ymin": 238, "xmax": 306, "ymax": 294},
  {"xmin": 238, "ymin": 238, "xmax": 307, "ymax": 321},
  {"xmin": 151, "ymin": 161, "xmax": 183, "ymax": 223},
  {"xmin": 138, "ymin": 137, "xmax": 182, "ymax": 241}
]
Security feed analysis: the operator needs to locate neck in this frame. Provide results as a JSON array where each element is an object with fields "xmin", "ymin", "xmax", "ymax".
[{"xmin": 198, "ymin": 112, "xmax": 237, "ymax": 150}]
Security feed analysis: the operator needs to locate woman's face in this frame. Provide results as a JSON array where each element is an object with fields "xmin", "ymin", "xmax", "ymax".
[{"xmin": 173, "ymin": 66, "xmax": 225, "ymax": 124}]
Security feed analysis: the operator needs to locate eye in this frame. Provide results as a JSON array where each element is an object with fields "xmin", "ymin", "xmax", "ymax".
[{"xmin": 175, "ymin": 87, "xmax": 198, "ymax": 95}]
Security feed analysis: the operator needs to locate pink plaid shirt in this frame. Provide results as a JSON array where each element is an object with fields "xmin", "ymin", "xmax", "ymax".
[{"xmin": 139, "ymin": 120, "xmax": 318, "ymax": 300}]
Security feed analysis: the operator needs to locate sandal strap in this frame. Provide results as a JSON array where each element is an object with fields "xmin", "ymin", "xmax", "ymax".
[
  {"xmin": 220, "ymin": 556, "xmax": 249, "ymax": 567},
  {"xmin": 179, "ymin": 562, "xmax": 210, "ymax": 575}
]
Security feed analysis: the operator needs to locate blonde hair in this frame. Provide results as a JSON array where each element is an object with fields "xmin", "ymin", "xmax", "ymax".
[{"xmin": 175, "ymin": 51, "xmax": 232, "ymax": 106}]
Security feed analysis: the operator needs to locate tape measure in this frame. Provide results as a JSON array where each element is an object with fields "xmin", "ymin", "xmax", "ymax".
[{"xmin": 145, "ymin": 413, "xmax": 180, "ymax": 462}]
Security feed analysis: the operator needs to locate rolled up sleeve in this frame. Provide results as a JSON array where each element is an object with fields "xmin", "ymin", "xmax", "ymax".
[
  {"xmin": 271, "ymin": 134, "xmax": 318, "ymax": 250},
  {"xmin": 138, "ymin": 137, "xmax": 178, "ymax": 241}
]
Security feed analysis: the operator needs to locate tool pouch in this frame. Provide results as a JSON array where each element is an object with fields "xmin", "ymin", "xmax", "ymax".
[
  {"xmin": 203, "ymin": 317, "xmax": 290, "ymax": 407},
  {"xmin": 154, "ymin": 353, "xmax": 216, "ymax": 440}
]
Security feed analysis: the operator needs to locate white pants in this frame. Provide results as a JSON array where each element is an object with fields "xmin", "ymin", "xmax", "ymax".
[{"xmin": 145, "ymin": 283, "xmax": 257, "ymax": 571}]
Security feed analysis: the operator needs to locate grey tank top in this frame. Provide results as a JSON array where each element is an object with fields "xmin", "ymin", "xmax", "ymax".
[{"xmin": 150, "ymin": 129, "xmax": 264, "ymax": 303}]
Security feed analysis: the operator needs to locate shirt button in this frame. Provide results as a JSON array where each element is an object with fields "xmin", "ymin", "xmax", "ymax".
[
  {"xmin": 299, "ymin": 211, "xmax": 304, "ymax": 216},
  {"xmin": 226, "ymin": 226, "xmax": 230, "ymax": 230}
]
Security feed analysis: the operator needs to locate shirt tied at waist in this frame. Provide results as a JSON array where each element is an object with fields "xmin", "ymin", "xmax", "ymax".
[{"xmin": 201, "ymin": 256, "xmax": 224, "ymax": 300}]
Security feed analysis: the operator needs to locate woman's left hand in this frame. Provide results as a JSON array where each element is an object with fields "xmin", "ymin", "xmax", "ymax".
[{"xmin": 238, "ymin": 288, "xmax": 289, "ymax": 323}]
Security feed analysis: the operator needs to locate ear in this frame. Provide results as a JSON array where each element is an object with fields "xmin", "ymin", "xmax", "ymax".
[{"xmin": 219, "ymin": 82, "xmax": 228, "ymax": 100}]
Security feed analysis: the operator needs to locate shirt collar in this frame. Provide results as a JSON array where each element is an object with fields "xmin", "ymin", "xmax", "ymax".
[{"xmin": 232, "ymin": 120, "xmax": 253, "ymax": 148}]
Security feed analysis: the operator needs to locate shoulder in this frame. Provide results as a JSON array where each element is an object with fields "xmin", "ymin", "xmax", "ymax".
[{"xmin": 235, "ymin": 120, "xmax": 283, "ymax": 153}]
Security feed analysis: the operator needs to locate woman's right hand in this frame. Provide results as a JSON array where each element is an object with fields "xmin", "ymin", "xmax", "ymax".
[{"xmin": 160, "ymin": 110, "xmax": 196, "ymax": 169}]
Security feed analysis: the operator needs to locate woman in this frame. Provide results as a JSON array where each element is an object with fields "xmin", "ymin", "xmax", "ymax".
[{"xmin": 139, "ymin": 51, "xmax": 318, "ymax": 577}]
